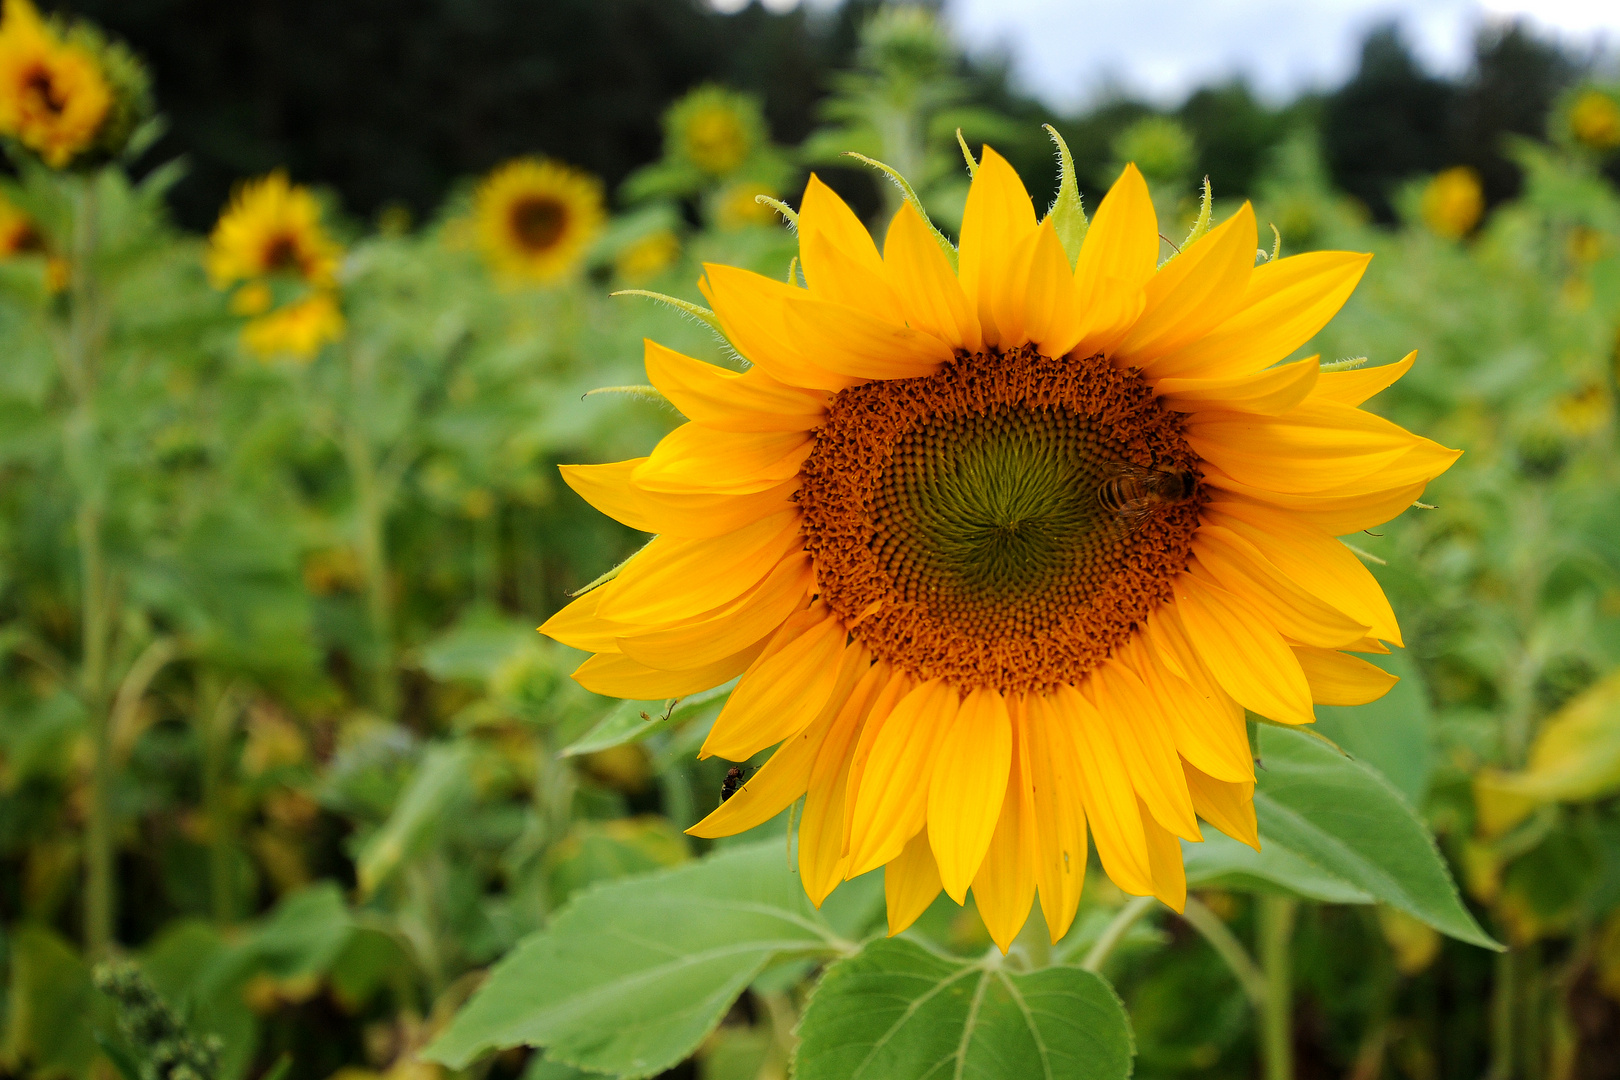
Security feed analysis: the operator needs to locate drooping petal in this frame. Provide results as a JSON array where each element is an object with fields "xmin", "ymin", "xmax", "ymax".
[
  {"xmin": 841, "ymin": 669, "xmax": 916, "ymax": 856},
  {"xmin": 1183, "ymin": 760, "xmax": 1259, "ymax": 849},
  {"xmin": 971, "ymin": 712, "xmax": 1037, "ymax": 953},
  {"xmin": 885, "ymin": 827, "xmax": 944, "ymax": 936},
  {"xmin": 1172, "ymin": 573, "xmax": 1316, "ymax": 726},
  {"xmin": 1047, "ymin": 683, "xmax": 1154, "ymax": 896},
  {"xmin": 1293, "ymin": 646, "xmax": 1400, "ymax": 706},
  {"xmin": 1019, "ymin": 693, "xmax": 1088, "ymax": 942},
  {"xmin": 799, "ymin": 662, "xmax": 890, "ymax": 905},
  {"xmin": 927, "ymin": 687, "xmax": 1013, "ymax": 902},
  {"xmin": 883, "ymin": 201, "xmax": 983, "ymax": 352},
  {"xmin": 1139, "ymin": 798, "xmax": 1187, "ymax": 912},
  {"xmin": 1087, "ymin": 662, "xmax": 1201, "ymax": 841},
  {"xmin": 847, "ymin": 679, "xmax": 956, "ymax": 875},
  {"xmin": 1125, "ymin": 633, "xmax": 1253, "ymax": 784},
  {"xmin": 700, "ymin": 614, "xmax": 863, "ymax": 760}
]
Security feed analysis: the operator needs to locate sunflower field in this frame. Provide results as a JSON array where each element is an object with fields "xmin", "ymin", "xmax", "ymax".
[{"xmin": 3, "ymin": 2, "xmax": 1620, "ymax": 1080}]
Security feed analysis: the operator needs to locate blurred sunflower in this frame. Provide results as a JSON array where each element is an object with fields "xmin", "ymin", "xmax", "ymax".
[
  {"xmin": 0, "ymin": 190, "xmax": 43, "ymax": 256},
  {"xmin": 240, "ymin": 292, "xmax": 344, "ymax": 362},
  {"xmin": 615, "ymin": 228, "xmax": 680, "ymax": 284},
  {"xmin": 1568, "ymin": 88, "xmax": 1620, "ymax": 151},
  {"xmin": 474, "ymin": 157, "xmax": 604, "ymax": 283},
  {"xmin": 207, "ymin": 170, "xmax": 342, "ymax": 289},
  {"xmin": 1421, "ymin": 167, "xmax": 1484, "ymax": 240},
  {"xmin": 714, "ymin": 181, "xmax": 780, "ymax": 231},
  {"xmin": 0, "ymin": 0, "xmax": 110, "ymax": 169},
  {"xmin": 543, "ymin": 146, "xmax": 1457, "ymax": 949},
  {"xmin": 667, "ymin": 85, "xmax": 760, "ymax": 178}
]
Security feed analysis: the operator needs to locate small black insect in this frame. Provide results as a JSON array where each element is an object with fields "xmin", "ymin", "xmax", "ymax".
[{"xmin": 720, "ymin": 765, "xmax": 748, "ymax": 803}]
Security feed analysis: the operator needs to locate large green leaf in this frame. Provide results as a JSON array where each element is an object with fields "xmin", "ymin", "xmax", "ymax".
[
  {"xmin": 356, "ymin": 741, "xmax": 474, "ymax": 895},
  {"xmin": 1311, "ymin": 650, "xmax": 1433, "ymax": 805},
  {"xmin": 794, "ymin": 938, "xmax": 1133, "ymax": 1080},
  {"xmin": 1252, "ymin": 726, "xmax": 1498, "ymax": 948},
  {"xmin": 424, "ymin": 841, "xmax": 851, "ymax": 1076},
  {"xmin": 561, "ymin": 682, "xmax": 732, "ymax": 757},
  {"xmin": 1182, "ymin": 832, "xmax": 1373, "ymax": 904}
]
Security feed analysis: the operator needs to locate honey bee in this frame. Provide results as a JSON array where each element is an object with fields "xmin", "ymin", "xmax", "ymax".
[{"xmin": 1094, "ymin": 462, "xmax": 1199, "ymax": 528}]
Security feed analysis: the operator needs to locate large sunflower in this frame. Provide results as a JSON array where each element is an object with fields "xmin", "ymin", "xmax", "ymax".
[
  {"xmin": 207, "ymin": 170, "xmax": 342, "ymax": 289},
  {"xmin": 542, "ymin": 146, "xmax": 1458, "ymax": 950},
  {"xmin": 0, "ymin": 0, "xmax": 110, "ymax": 169},
  {"xmin": 474, "ymin": 157, "xmax": 604, "ymax": 283}
]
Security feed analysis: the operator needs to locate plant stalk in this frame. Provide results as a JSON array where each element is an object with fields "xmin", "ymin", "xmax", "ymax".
[
  {"xmin": 342, "ymin": 343, "xmax": 396, "ymax": 716},
  {"xmin": 1080, "ymin": 895, "xmax": 1156, "ymax": 972},
  {"xmin": 1259, "ymin": 895, "xmax": 1299, "ymax": 1080},
  {"xmin": 199, "ymin": 676, "xmax": 238, "ymax": 924},
  {"xmin": 1181, "ymin": 896, "xmax": 1268, "ymax": 1010}
]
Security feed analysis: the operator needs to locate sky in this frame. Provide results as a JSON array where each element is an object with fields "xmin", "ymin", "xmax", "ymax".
[{"xmin": 710, "ymin": 0, "xmax": 1620, "ymax": 109}]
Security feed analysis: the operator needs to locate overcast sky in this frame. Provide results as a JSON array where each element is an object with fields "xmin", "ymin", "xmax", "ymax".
[{"xmin": 712, "ymin": 0, "xmax": 1620, "ymax": 109}]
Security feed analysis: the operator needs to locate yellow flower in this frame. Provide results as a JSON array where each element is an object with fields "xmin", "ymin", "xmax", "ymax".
[
  {"xmin": 0, "ymin": 189, "xmax": 43, "ymax": 256},
  {"xmin": 208, "ymin": 171, "xmax": 341, "ymax": 290},
  {"xmin": 667, "ymin": 85, "xmax": 760, "ymax": 178},
  {"xmin": 242, "ymin": 292, "xmax": 344, "ymax": 361},
  {"xmin": 542, "ymin": 147, "xmax": 1457, "ymax": 950},
  {"xmin": 0, "ymin": 0, "xmax": 110, "ymax": 169},
  {"xmin": 714, "ymin": 182, "xmax": 780, "ymax": 231},
  {"xmin": 1569, "ymin": 88, "xmax": 1620, "ymax": 151},
  {"xmin": 615, "ymin": 228, "xmax": 680, "ymax": 283},
  {"xmin": 474, "ymin": 157, "xmax": 604, "ymax": 283},
  {"xmin": 1421, "ymin": 167, "xmax": 1483, "ymax": 240}
]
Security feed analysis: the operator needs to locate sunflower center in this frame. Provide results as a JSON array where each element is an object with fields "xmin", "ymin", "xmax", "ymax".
[
  {"xmin": 262, "ymin": 233, "xmax": 302, "ymax": 273},
  {"xmin": 799, "ymin": 346, "xmax": 1201, "ymax": 693},
  {"xmin": 509, "ymin": 195, "xmax": 567, "ymax": 252},
  {"xmin": 23, "ymin": 66, "xmax": 66, "ymax": 116}
]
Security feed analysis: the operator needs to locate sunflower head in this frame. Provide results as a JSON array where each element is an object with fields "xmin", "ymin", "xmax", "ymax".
[
  {"xmin": 665, "ymin": 85, "xmax": 762, "ymax": 178},
  {"xmin": 0, "ymin": 0, "xmax": 148, "ymax": 169},
  {"xmin": 1421, "ymin": 166, "xmax": 1484, "ymax": 240},
  {"xmin": 614, "ymin": 228, "xmax": 680, "ymax": 284},
  {"xmin": 241, "ymin": 292, "xmax": 344, "ymax": 362},
  {"xmin": 474, "ymin": 157, "xmax": 605, "ymax": 283},
  {"xmin": 545, "ymin": 136, "xmax": 1456, "ymax": 950},
  {"xmin": 712, "ymin": 182, "xmax": 780, "ymax": 231},
  {"xmin": 1568, "ymin": 87, "xmax": 1620, "ymax": 151},
  {"xmin": 208, "ymin": 171, "xmax": 343, "ymax": 290}
]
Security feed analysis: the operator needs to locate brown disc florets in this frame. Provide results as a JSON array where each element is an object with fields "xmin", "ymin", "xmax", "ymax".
[{"xmin": 798, "ymin": 346, "xmax": 1202, "ymax": 693}]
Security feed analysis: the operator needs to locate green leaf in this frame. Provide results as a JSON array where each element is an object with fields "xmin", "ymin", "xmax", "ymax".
[
  {"xmin": 247, "ymin": 882, "xmax": 355, "ymax": 978},
  {"xmin": 3, "ymin": 925, "xmax": 107, "ymax": 1079},
  {"xmin": 794, "ymin": 938, "xmax": 1134, "ymax": 1080},
  {"xmin": 424, "ymin": 840, "xmax": 852, "ymax": 1076},
  {"xmin": 1182, "ymin": 832, "xmax": 1374, "ymax": 904},
  {"xmin": 357, "ymin": 742, "xmax": 474, "ymax": 895},
  {"xmin": 561, "ymin": 682, "xmax": 732, "ymax": 757},
  {"xmin": 1252, "ymin": 726, "xmax": 1499, "ymax": 949},
  {"xmin": 1311, "ymin": 650, "xmax": 1433, "ymax": 805}
]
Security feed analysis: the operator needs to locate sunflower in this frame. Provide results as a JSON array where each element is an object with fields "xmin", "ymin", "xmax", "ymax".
[
  {"xmin": 541, "ymin": 146, "xmax": 1457, "ymax": 950},
  {"xmin": 615, "ymin": 228, "xmax": 680, "ymax": 284},
  {"xmin": 241, "ymin": 292, "xmax": 344, "ymax": 362},
  {"xmin": 474, "ymin": 157, "xmax": 604, "ymax": 283},
  {"xmin": 1569, "ymin": 88, "xmax": 1620, "ymax": 151},
  {"xmin": 207, "ymin": 171, "xmax": 341, "ymax": 290},
  {"xmin": 1421, "ymin": 167, "xmax": 1484, "ymax": 240},
  {"xmin": 0, "ymin": 0, "xmax": 111, "ymax": 169},
  {"xmin": 666, "ymin": 85, "xmax": 761, "ymax": 178}
]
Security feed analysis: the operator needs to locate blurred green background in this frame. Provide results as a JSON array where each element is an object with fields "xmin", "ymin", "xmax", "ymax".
[{"xmin": 3, "ymin": 2, "xmax": 1620, "ymax": 1080}]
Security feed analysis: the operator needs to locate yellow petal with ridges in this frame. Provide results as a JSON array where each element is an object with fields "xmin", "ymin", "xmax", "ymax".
[
  {"xmin": 927, "ymin": 687, "xmax": 1013, "ymax": 902},
  {"xmin": 1006, "ymin": 218, "xmax": 1085, "ymax": 358},
  {"xmin": 633, "ymin": 423, "xmax": 812, "ymax": 495},
  {"xmin": 1312, "ymin": 350, "xmax": 1416, "ymax": 406},
  {"xmin": 1049, "ymin": 683, "xmax": 1154, "ymax": 896},
  {"xmin": 598, "ymin": 510, "xmax": 802, "ymax": 623},
  {"xmin": 700, "ymin": 264, "xmax": 854, "ymax": 391},
  {"xmin": 1114, "ymin": 203, "xmax": 1257, "ymax": 366},
  {"xmin": 1020, "ymin": 693, "xmax": 1088, "ymax": 942},
  {"xmin": 799, "ymin": 174, "xmax": 886, "ymax": 278},
  {"xmin": 561, "ymin": 459, "xmax": 797, "ymax": 539},
  {"xmin": 971, "ymin": 715, "xmax": 1037, "ymax": 953},
  {"xmin": 1142, "ymin": 250, "xmax": 1371, "ymax": 380},
  {"xmin": 616, "ymin": 553, "xmax": 812, "ymax": 669},
  {"xmin": 883, "ymin": 201, "xmax": 982, "ymax": 352},
  {"xmin": 1197, "ymin": 464, "xmax": 1430, "ymax": 537},
  {"xmin": 842, "ymin": 670, "xmax": 916, "ymax": 858},
  {"xmin": 1125, "ymin": 634, "xmax": 1253, "ymax": 784},
  {"xmin": 800, "ymin": 663, "xmax": 890, "ymax": 905},
  {"xmin": 1087, "ymin": 662, "xmax": 1201, "ymax": 841},
  {"xmin": 885, "ymin": 827, "xmax": 944, "ymax": 937},
  {"xmin": 1183, "ymin": 761, "xmax": 1259, "ymax": 849},
  {"xmin": 958, "ymin": 145, "xmax": 1038, "ymax": 347},
  {"xmin": 1154, "ymin": 356, "xmax": 1320, "ymax": 416},
  {"xmin": 644, "ymin": 339, "xmax": 827, "ymax": 432},
  {"xmin": 800, "ymin": 217, "xmax": 903, "ymax": 322},
  {"xmin": 1293, "ymin": 646, "xmax": 1400, "ymax": 706},
  {"xmin": 572, "ymin": 644, "xmax": 764, "ymax": 699},
  {"xmin": 847, "ymin": 679, "xmax": 955, "ymax": 876},
  {"xmin": 1139, "ymin": 799, "xmax": 1187, "ymax": 912},
  {"xmin": 539, "ymin": 586, "xmax": 621, "ymax": 653},
  {"xmin": 1192, "ymin": 526, "xmax": 1372, "ymax": 649},
  {"xmin": 1071, "ymin": 164, "xmax": 1157, "ymax": 355},
  {"xmin": 1173, "ymin": 574, "xmax": 1316, "ymax": 725},
  {"xmin": 780, "ymin": 292, "xmax": 952, "ymax": 381},
  {"xmin": 700, "ymin": 613, "xmax": 860, "ymax": 761}
]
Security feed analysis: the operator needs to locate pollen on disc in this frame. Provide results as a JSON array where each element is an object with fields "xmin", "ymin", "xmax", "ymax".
[{"xmin": 798, "ymin": 346, "xmax": 1202, "ymax": 694}]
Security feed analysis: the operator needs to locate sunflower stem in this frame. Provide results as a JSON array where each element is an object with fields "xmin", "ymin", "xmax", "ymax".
[
  {"xmin": 1180, "ymin": 896, "xmax": 1267, "ymax": 1010},
  {"xmin": 1080, "ymin": 895, "xmax": 1155, "ymax": 973},
  {"xmin": 1259, "ymin": 895, "xmax": 1298, "ymax": 1080},
  {"xmin": 342, "ymin": 340, "xmax": 398, "ymax": 716}
]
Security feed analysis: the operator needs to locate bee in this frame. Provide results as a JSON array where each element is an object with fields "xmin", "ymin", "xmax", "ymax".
[
  {"xmin": 1094, "ymin": 462, "xmax": 1199, "ymax": 528},
  {"xmin": 720, "ymin": 765, "xmax": 748, "ymax": 804}
]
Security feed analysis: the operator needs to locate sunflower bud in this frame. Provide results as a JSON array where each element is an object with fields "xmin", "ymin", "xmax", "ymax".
[{"xmin": 1567, "ymin": 87, "xmax": 1620, "ymax": 152}]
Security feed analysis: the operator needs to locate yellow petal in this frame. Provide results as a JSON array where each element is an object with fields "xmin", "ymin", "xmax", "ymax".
[
  {"xmin": 616, "ymin": 553, "xmax": 812, "ymax": 669},
  {"xmin": 539, "ymin": 586, "xmax": 621, "ymax": 652},
  {"xmin": 598, "ymin": 510, "xmax": 802, "ymax": 623},
  {"xmin": 686, "ymin": 686, "xmax": 842, "ymax": 839},
  {"xmin": 699, "ymin": 613, "xmax": 862, "ymax": 761},
  {"xmin": 1204, "ymin": 496, "xmax": 1402, "ymax": 644},
  {"xmin": 1114, "ymin": 203, "xmax": 1257, "ymax": 366},
  {"xmin": 883, "ymin": 201, "xmax": 982, "ymax": 352},
  {"xmin": 700, "ymin": 264, "xmax": 855, "ymax": 391},
  {"xmin": 958, "ymin": 145, "xmax": 1038, "ymax": 347},
  {"xmin": 799, "ymin": 663, "xmax": 890, "ymax": 905},
  {"xmin": 842, "ymin": 670, "xmax": 917, "ymax": 857},
  {"xmin": 1019, "ymin": 693, "xmax": 1088, "ymax": 942},
  {"xmin": 633, "ymin": 423, "xmax": 812, "ymax": 495},
  {"xmin": 1192, "ymin": 526, "xmax": 1372, "ymax": 649},
  {"xmin": 644, "ymin": 339, "xmax": 828, "ymax": 432},
  {"xmin": 847, "ymin": 679, "xmax": 955, "ymax": 876},
  {"xmin": 572, "ymin": 644, "xmax": 764, "ymax": 699},
  {"xmin": 971, "ymin": 712, "xmax": 1037, "ymax": 953},
  {"xmin": 1172, "ymin": 575, "xmax": 1315, "ymax": 725},
  {"xmin": 799, "ymin": 174, "xmax": 886, "ymax": 279},
  {"xmin": 1183, "ymin": 760, "xmax": 1259, "ymax": 849},
  {"xmin": 1071, "ymin": 164, "xmax": 1157, "ymax": 355},
  {"xmin": 1198, "ymin": 464, "xmax": 1430, "ymax": 537},
  {"xmin": 1125, "ymin": 632, "xmax": 1253, "ymax": 784},
  {"xmin": 1003, "ymin": 218, "xmax": 1084, "ymax": 358},
  {"xmin": 1087, "ymin": 661, "xmax": 1201, "ymax": 841},
  {"xmin": 927, "ymin": 687, "xmax": 1013, "ymax": 902},
  {"xmin": 780, "ymin": 293, "xmax": 952, "ymax": 381},
  {"xmin": 1154, "ymin": 356, "xmax": 1320, "ymax": 416},
  {"xmin": 561, "ymin": 458, "xmax": 797, "ymax": 539},
  {"xmin": 1312, "ymin": 350, "xmax": 1417, "ymax": 406},
  {"xmin": 1293, "ymin": 646, "xmax": 1399, "ymax": 706},
  {"xmin": 1139, "ymin": 798, "xmax": 1187, "ymax": 912},
  {"xmin": 1142, "ymin": 251, "xmax": 1371, "ymax": 380},
  {"xmin": 884, "ymin": 827, "xmax": 944, "ymax": 936},
  {"xmin": 1046, "ymin": 683, "xmax": 1154, "ymax": 896}
]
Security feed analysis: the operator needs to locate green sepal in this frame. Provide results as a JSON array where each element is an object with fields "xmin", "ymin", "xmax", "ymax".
[
  {"xmin": 611, "ymin": 288, "xmax": 724, "ymax": 337},
  {"xmin": 956, "ymin": 128, "xmax": 978, "ymax": 177},
  {"xmin": 756, "ymin": 194, "xmax": 799, "ymax": 229},
  {"xmin": 1181, "ymin": 175, "xmax": 1214, "ymax": 251},
  {"xmin": 842, "ymin": 152, "xmax": 957, "ymax": 271},
  {"xmin": 1042, "ymin": 124, "xmax": 1088, "ymax": 268}
]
